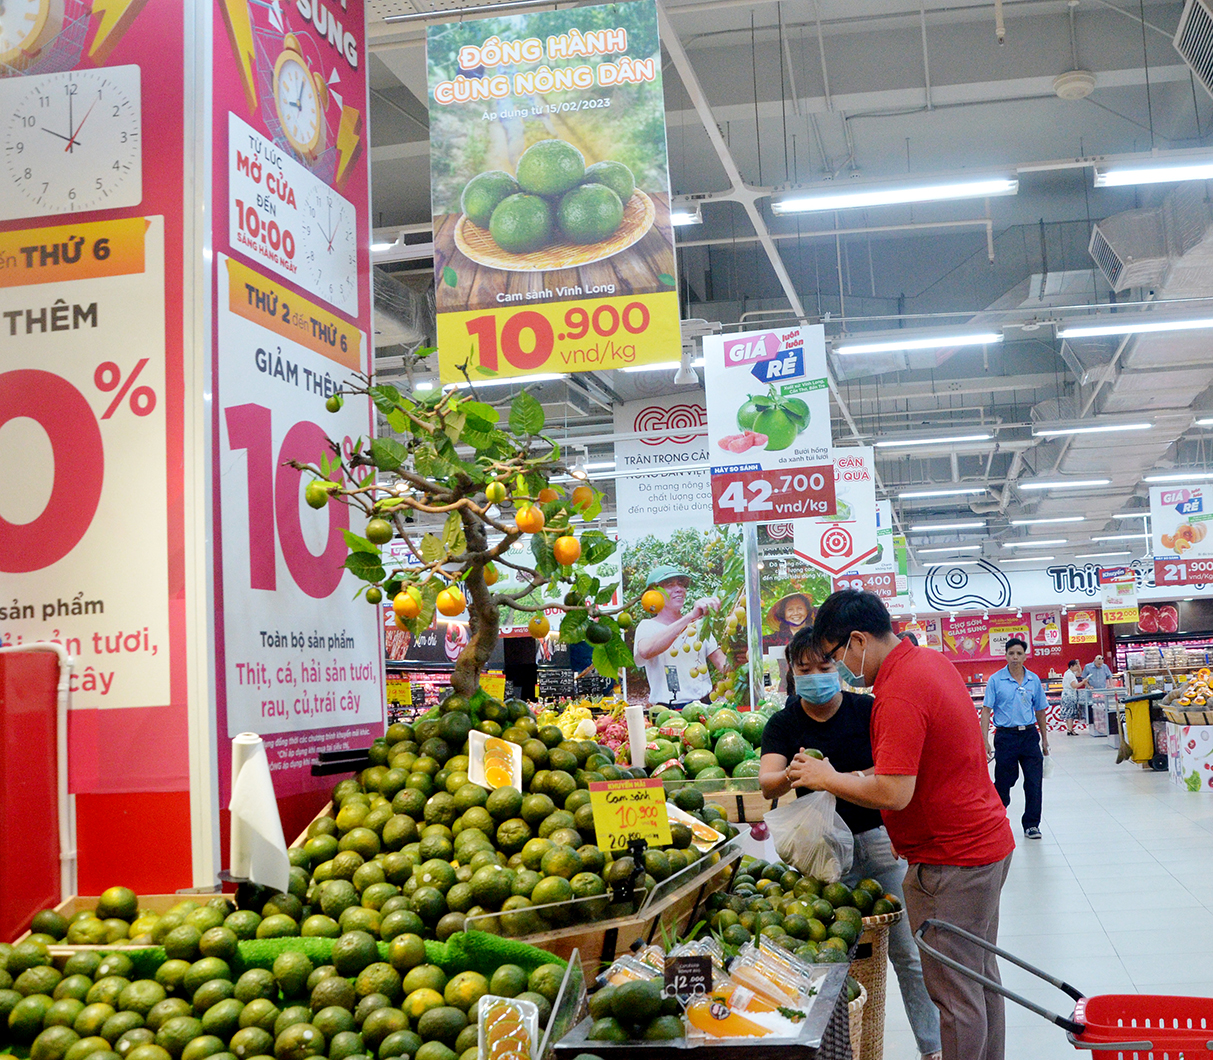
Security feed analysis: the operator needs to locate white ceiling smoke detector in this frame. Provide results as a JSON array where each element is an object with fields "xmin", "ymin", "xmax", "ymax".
[{"xmin": 1053, "ymin": 70, "xmax": 1096, "ymax": 100}]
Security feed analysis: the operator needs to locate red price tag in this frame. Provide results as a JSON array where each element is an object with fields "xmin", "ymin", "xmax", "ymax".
[
  {"xmin": 710, "ymin": 465, "xmax": 835, "ymax": 525},
  {"xmin": 833, "ymin": 572, "xmax": 899, "ymax": 599},
  {"xmin": 1154, "ymin": 558, "xmax": 1213, "ymax": 586}
]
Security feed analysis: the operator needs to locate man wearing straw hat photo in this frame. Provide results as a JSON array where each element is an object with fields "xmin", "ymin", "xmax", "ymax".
[{"xmin": 633, "ymin": 565, "xmax": 726, "ymax": 708}]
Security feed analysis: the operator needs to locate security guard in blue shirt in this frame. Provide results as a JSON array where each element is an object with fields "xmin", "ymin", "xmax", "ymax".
[{"xmin": 980, "ymin": 638, "xmax": 1051, "ymax": 839}]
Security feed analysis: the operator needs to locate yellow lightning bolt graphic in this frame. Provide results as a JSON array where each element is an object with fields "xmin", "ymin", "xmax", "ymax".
[
  {"xmin": 334, "ymin": 105, "xmax": 363, "ymax": 191},
  {"xmin": 88, "ymin": 0, "xmax": 150, "ymax": 63},
  {"xmin": 218, "ymin": 0, "xmax": 258, "ymax": 111}
]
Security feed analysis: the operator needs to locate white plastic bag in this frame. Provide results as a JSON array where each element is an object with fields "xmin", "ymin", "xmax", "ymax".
[
  {"xmin": 1042, "ymin": 753, "xmax": 1054, "ymax": 779},
  {"xmin": 763, "ymin": 791, "xmax": 853, "ymax": 882}
]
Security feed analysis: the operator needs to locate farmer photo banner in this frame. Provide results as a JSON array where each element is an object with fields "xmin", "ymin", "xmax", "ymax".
[{"xmin": 426, "ymin": 1, "xmax": 681, "ymax": 382}]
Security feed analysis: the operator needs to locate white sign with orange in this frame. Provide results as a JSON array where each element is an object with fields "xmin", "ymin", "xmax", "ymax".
[
  {"xmin": 468, "ymin": 729, "xmax": 522, "ymax": 791},
  {"xmin": 1151, "ymin": 484, "xmax": 1213, "ymax": 588}
]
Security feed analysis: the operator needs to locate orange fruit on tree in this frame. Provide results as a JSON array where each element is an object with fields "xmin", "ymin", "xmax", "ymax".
[
  {"xmin": 528, "ymin": 614, "xmax": 551, "ymax": 638},
  {"xmin": 552, "ymin": 536, "xmax": 581, "ymax": 565},
  {"xmin": 366, "ymin": 517, "xmax": 394, "ymax": 544},
  {"xmin": 393, "ymin": 589, "xmax": 421, "ymax": 619},
  {"xmin": 436, "ymin": 587, "xmax": 466, "ymax": 616},
  {"xmin": 485, "ymin": 481, "xmax": 507, "ymax": 504},
  {"xmin": 571, "ymin": 485, "xmax": 594, "ymax": 509},
  {"xmin": 483, "ymin": 563, "xmax": 499, "ymax": 586},
  {"xmin": 536, "ymin": 488, "xmax": 558, "ymax": 503},
  {"xmin": 641, "ymin": 589, "xmax": 666, "ymax": 614},
  {"xmin": 515, "ymin": 506, "xmax": 545, "ymax": 533}
]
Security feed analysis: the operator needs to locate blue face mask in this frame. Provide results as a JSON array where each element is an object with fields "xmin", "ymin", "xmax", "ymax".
[
  {"xmin": 795, "ymin": 672, "xmax": 841, "ymax": 704},
  {"xmin": 836, "ymin": 639, "xmax": 867, "ymax": 688}
]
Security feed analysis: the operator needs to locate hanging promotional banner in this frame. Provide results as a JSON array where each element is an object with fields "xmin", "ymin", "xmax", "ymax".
[
  {"xmin": 1068, "ymin": 609, "xmax": 1099, "ymax": 643},
  {"xmin": 988, "ymin": 619, "xmax": 1031, "ymax": 657},
  {"xmin": 940, "ymin": 615, "xmax": 1030, "ymax": 659},
  {"xmin": 1099, "ymin": 566, "xmax": 1140, "ymax": 624},
  {"xmin": 1030, "ymin": 609, "xmax": 1063, "ymax": 647},
  {"xmin": 902, "ymin": 616, "xmax": 943, "ymax": 651},
  {"xmin": 211, "ymin": 0, "xmax": 381, "ymax": 808},
  {"xmin": 1151, "ymin": 484, "xmax": 1213, "ymax": 587},
  {"xmin": 703, "ymin": 324, "xmax": 835, "ymax": 524},
  {"xmin": 426, "ymin": 1, "xmax": 681, "ymax": 383},
  {"xmin": 832, "ymin": 499, "xmax": 901, "ymax": 599},
  {"xmin": 791, "ymin": 448, "xmax": 878, "ymax": 576}
]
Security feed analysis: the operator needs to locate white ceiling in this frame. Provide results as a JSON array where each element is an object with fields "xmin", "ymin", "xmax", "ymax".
[{"xmin": 362, "ymin": 0, "xmax": 1213, "ymax": 568}]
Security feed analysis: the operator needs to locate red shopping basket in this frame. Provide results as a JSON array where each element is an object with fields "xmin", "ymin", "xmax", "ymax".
[{"xmin": 916, "ymin": 919, "xmax": 1213, "ymax": 1058}]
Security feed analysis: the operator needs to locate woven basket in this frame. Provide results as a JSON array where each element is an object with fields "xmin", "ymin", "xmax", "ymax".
[
  {"xmin": 850, "ymin": 909, "xmax": 901, "ymax": 1060},
  {"xmin": 847, "ymin": 981, "xmax": 867, "ymax": 1060}
]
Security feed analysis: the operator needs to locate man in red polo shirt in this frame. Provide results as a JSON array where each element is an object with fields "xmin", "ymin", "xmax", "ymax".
[{"xmin": 791, "ymin": 590, "xmax": 1014, "ymax": 1060}]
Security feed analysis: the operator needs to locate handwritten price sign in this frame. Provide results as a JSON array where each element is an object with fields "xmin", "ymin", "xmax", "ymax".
[{"xmin": 589, "ymin": 777, "xmax": 671, "ymax": 850}]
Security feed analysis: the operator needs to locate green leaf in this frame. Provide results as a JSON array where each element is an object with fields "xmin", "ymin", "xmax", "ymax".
[
  {"xmin": 344, "ymin": 552, "xmax": 386, "ymax": 583},
  {"xmin": 596, "ymin": 582, "xmax": 618, "ymax": 604},
  {"xmin": 358, "ymin": 471, "xmax": 376, "ymax": 489},
  {"xmin": 342, "ymin": 529, "xmax": 380, "ymax": 555},
  {"xmin": 462, "ymin": 401, "xmax": 499, "ymax": 424},
  {"xmin": 592, "ymin": 642, "xmax": 620, "ymax": 680},
  {"xmin": 658, "ymin": 273, "xmax": 676, "ymax": 287},
  {"xmin": 368, "ymin": 384, "xmax": 404, "ymax": 415},
  {"xmin": 420, "ymin": 534, "xmax": 446, "ymax": 563},
  {"xmin": 443, "ymin": 265, "xmax": 458, "ymax": 287},
  {"xmin": 475, "ymin": 364, "xmax": 499, "ymax": 376},
  {"xmin": 385, "ymin": 409, "xmax": 410, "ymax": 434},
  {"xmin": 442, "ymin": 511, "xmax": 467, "ymax": 554},
  {"xmin": 605, "ymin": 634, "xmax": 634, "ymax": 668},
  {"xmin": 577, "ymin": 490, "xmax": 603, "ymax": 522},
  {"xmin": 580, "ymin": 531, "xmax": 617, "ymax": 565},
  {"xmin": 509, "ymin": 390, "xmax": 545, "ymax": 435},
  {"xmin": 559, "ymin": 610, "xmax": 589, "ymax": 643},
  {"xmin": 531, "ymin": 531, "xmax": 557, "ymax": 579},
  {"xmin": 369, "ymin": 437, "xmax": 408, "ymax": 471}
]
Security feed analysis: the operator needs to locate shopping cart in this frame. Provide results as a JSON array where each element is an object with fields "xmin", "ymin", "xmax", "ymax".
[{"xmin": 915, "ymin": 919, "xmax": 1213, "ymax": 1056}]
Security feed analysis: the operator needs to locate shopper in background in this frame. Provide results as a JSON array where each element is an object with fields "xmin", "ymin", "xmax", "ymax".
[
  {"xmin": 981, "ymin": 639, "xmax": 1050, "ymax": 840},
  {"xmin": 1060, "ymin": 659, "xmax": 1087, "ymax": 735},
  {"xmin": 1082, "ymin": 654, "xmax": 1112, "ymax": 689},
  {"xmin": 795, "ymin": 590, "xmax": 1015, "ymax": 1060},
  {"xmin": 633, "ymin": 566, "xmax": 725, "ymax": 708},
  {"xmin": 760, "ymin": 626, "xmax": 942, "ymax": 1060}
]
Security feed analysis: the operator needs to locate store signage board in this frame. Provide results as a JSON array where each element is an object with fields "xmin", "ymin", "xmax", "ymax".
[
  {"xmin": 702, "ymin": 325, "xmax": 835, "ymax": 524},
  {"xmin": 425, "ymin": 1, "xmax": 681, "ymax": 383},
  {"xmin": 589, "ymin": 777, "xmax": 672, "ymax": 849},
  {"xmin": 210, "ymin": 0, "xmax": 382, "ymax": 803},
  {"xmin": 790, "ymin": 448, "xmax": 878, "ymax": 576},
  {"xmin": 833, "ymin": 500, "xmax": 901, "ymax": 600},
  {"xmin": 1099, "ymin": 566, "xmax": 1140, "ymax": 625},
  {"xmin": 1068, "ymin": 610, "xmax": 1098, "ymax": 643},
  {"xmin": 1151, "ymin": 485, "xmax": 1213, "ymax": 587}
]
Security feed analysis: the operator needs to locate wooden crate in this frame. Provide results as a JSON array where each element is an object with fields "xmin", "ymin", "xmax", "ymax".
[
  {"xmin": 701, "ymin": 789, "xmax": 788, "ymax": 823},
  {"xmin": 1164, "ymin": 708, "xmax": 1213, "ymax": 726}
]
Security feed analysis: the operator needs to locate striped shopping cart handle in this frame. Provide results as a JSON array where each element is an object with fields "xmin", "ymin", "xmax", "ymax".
[{"xmin": 913, "ymin": 920, "xmax": 1156, "ymax": 1052}]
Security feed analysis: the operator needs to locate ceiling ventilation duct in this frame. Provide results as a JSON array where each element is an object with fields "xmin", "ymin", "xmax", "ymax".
[
  {"xmin": 1174, "ymin": 0, "xmax": 1213, "ymax": 99},
  {"xmin": 373, "ymin": 266, "xmax": 434, "ymax": 350},
  {"xmin": 1087, "ymin": 185, "xmax": 1212, "ymax": 292}
]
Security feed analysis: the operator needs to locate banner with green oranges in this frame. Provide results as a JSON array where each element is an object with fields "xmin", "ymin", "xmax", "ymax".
[{"xmin": 426, "ymin": 1, "xmax": 681, "ymax": 383}]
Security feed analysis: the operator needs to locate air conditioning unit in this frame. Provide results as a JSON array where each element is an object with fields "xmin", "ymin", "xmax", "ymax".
[
  {"xmin": 1087, "ymin": 185, "xmax": 1212, "ymax": 292},
  {"xmin": 1175, "ymin": 0, "xmax": 1213, "ymax": 100}
]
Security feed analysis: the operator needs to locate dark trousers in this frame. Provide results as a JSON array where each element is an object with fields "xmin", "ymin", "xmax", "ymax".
[{"xmin": 993, "ymin": 726, "xmax": 1043, "ymax": 830}]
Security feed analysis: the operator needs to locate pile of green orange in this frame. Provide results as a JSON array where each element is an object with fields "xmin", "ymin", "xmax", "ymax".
[
  {"xmin": 0, "ymin": 921, "xmax": 566, "ymax": 1060},
  {"xmin": 705, "ymin": 857, "xmax": 901, "ymax": 964},
  {"xmin": 460, "ymin": 140, "xmax": 636, "ymax": 254}
]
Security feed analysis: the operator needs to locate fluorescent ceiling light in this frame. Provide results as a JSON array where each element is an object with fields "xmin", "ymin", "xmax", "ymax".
[
  {"xmin": 898, "ymin": 486, "xmax": 989, "ymax": 499},
  {"xmin": 1058, "ymin": 317, "xmax": 1213, "ymax": 340},
  {"xmin": 1004, "ymin": 538, "xmax": 1068, "ymax": 548},
  {"xmin": 909, "ymin": 521, "xmax": 986, "ymax": 531},
  {"xmin": 620, "ymin": 358, "xmax": 704, "ymax": 373},
  {"xmin": 917, "ymin": 545, "xmax": 983, "ymax": 554},
  {"xmin": 1002, "ymin": 555, "xmax": 1055, "ymax": 563},
  {"xmin": 920, "ymin": 560, "xmax": 980, "ymax": 566},
  {"xmin": 670, "ymin": 201, "xmax": 702, "ymax": 225},
  {"xmin": 835, "ymin": 332, "xmax": 1002, "ymax": 356},
  {"xmin": 1113, "ymin": 511, "xmax": 1149, "ymax": 519},
  {"xmin": 445, "ymin": 373, "xmax": 565, "ymax": 390},
  {"xmin": 1091, "ymin": 533, "xmax": 1148, "ymax": 542},
  {"xmin": 1009, "ymin": 516, "xmax": 1085, "ymax": 525},
  {"xmin": 772, "ymin": 176, "xmax": 1017, "ymax": 214},
  {"xmin": 1018, "ymin": 478, "xmax": 1111, "ymax": 490},
  {"xmin": 1076, "ymin": 551, "xmax": 1130, "ymax": 559},
  {"xmin": 1094, "ymin": 158, "xmax": 1213, "ymax": 187},
  {"xmin": 415, "ymin": 381, "xmax": 435, "ymax": 392},
  {"xmin": 875, "ymin": 433, "xmax": 992, "ymax": 448},
  {"xmin": 371, "ymin": 241, "xmax": 395, "ymax": 252},
  {"xmin": 1143, "ymin": 471, "xmax": 1213, "ymax": 482},
  {"xmin": 1196, "ymin": 417, "xmax": 1213, "ymax": 427},
  {"xmin": 1032, "ymin": 421, "xmax": 1152, "ymax": 437},
  {"xmin": 585, "ymin": 462, "xmax": 615, "ymax": 470}
]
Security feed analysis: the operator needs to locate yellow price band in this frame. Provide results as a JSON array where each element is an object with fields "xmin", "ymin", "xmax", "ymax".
[
  {"xmin": 437, "ymin": 290, "xmax": 680, "ymax": 383},
  {"xmin": 589, "ymin": 777, "xmax": 671, "ymax": 851}
]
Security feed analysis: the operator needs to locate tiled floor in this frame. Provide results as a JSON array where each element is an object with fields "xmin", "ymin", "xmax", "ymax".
[{"xmin": 877, "ymin": 731, "xmax": 1213, "ymax": 1059}]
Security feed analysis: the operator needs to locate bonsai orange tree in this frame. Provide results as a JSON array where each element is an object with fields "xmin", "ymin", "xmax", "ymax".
[{"xmin": 297, "ymin": 374, "xmax": 634, "ymax": 698}]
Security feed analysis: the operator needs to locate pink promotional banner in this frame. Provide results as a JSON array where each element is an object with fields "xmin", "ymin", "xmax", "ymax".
[{"xmin": 210, "ymin": 0, "xmax": 383, "ymax": 818}]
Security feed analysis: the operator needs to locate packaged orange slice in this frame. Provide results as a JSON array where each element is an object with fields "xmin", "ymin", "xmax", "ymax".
[{"xmin": 478, "ymin": 996, "xmax": 538, "ymax": 1060}]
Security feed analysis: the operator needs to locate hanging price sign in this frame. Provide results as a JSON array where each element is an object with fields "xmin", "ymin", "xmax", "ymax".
[{"xmin": 589, "ymin": 777, "xmax": 671, "ymax": 850}]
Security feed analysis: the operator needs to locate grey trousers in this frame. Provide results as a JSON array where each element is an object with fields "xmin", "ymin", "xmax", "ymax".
[{"xmin": 902, "ymin": 853, "xmax": 1014, "ymax": 1060}]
